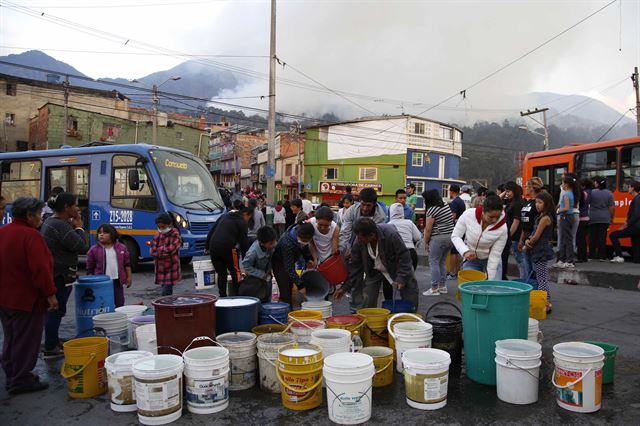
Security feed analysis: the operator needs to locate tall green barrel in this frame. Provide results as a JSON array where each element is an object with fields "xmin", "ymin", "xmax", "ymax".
[{"xmin": 460, "ymin": 280, "xmax": 532, "ymax": 385}]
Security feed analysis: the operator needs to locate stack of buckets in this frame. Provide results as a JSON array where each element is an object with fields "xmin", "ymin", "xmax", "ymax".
[
  {"xmin": 216, "ymin": 332, "xmax": 258, "ymax": 391},
  {"xmin": 115, "ymin": 305, "xmax": 148, "ymax": 350},
  {"xmin": 93, "ymin": 312, "xmax": 129, "ymax": 354},
  {"xmin": 528, "ymin": 318, "xmax": 542, "ymax": 343},
  {"xmin": 301, "ymin": 300, "xmax": 333, "ymax": 319},
  {"xmin": 387, "ymin": 313, "xmax": 433, "ymax": 373}
]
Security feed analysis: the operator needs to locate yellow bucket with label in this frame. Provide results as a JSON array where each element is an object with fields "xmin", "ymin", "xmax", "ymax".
[
  {"xmin": 276, "ymin": 343, "xmax": 324, "ymax": 411},
  {"xmin": 60, "ymin": 337, "xmax": 109, "ymax": 398},
  {"xmin": 456, "ymin": 270, "xmax": 487, "ymax": 301},
  {"xmin": 288, "ymin": 310, "xmax": 323, "ymax": 323},
  {"xmin": 359, "ymin": 346, "xmax": 394, "ymax": 387},
  {"xmin": 357, "ymin": 308, "xmax": 391, "ymax": 347},
  {"xmin": 529, "ymin": 290, "xmax": 548, "ymax": 320}
]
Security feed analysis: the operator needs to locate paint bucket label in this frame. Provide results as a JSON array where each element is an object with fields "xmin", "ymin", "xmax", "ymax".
[
  {"xmin": 186, "ymin": 374, "xmax": 228, "ymax": 408},
  {"xmin": 135, "ymin": 375, "xmax": 182, "ymax": 416},
  {"xmin": 555, "ymin": 367, "xmax": 602, "ymax": 408},
  {"xmin": 229, "ymin": 356, "xmax": 257, "ymax": 389},
  {"xmin": 281, "ymin": 371, "xmax": 323, "ymax": 406},
  {"xmin": 327, "ymin": 386, "xmax": 372, "ymax": 423},
  {"xmin": 404, "ymin": 371, "xmax": 448, "ymax": 404}
]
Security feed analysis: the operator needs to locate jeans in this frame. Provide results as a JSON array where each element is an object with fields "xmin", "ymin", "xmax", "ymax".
[
  {"xmin": 161, "ymin": 284, "xmax": 173, "ymax": 296},
  {"xmin": 557, "ymin": 214, "xmax": 576, "ymax": 263},
  {"xmin": 589, "ymin": 223, "xmax": 609, "ymax": 260},
  {"xmin": 211, "ymin": 248, "xmax": 241, "ymax": 298},
  {"xmin": 428, "ymin": 234, "xmax": 453, "ymax": 289},
  {"xmin": 45, "ymin": 275, "xmax": 72, "ymax": 351},
  {"xmin": 576, "ymin": 220, "xmax": 589, "ymax": 261},
  {"xmin": 522, "ymin": 250, "xmax": 534, "ymax": 280},
  {"xmin": 610, "ymin": 226, "xmax": 640, "ymax": 259},
  {"xmin": 462, "ymin": 258, "xmax": 503, "ymax": 281},
  {"xmin": 511, "ymin": 241, "xmax": 528, "ymax": 279}
]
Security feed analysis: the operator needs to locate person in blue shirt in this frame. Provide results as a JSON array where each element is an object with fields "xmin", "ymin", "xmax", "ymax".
[
  {"xmin": 610, "ymin": 180, "xmax": 640, "ymax": 263},
  {"xmin": 239, "ymin": 226, "xmax": 277, "ymax": 302},
  {"xmin": 554, "ymin": 175, "xmax": 578, "ymax": 268},
  {"xmin": 393, "ymin": 189, "xmax": 414, "ymax": 220}
]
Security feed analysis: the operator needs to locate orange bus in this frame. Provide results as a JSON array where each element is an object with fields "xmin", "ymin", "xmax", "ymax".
[{"xmin": 522, "ymin": 136, "xmax": 640, "ymax": 249}]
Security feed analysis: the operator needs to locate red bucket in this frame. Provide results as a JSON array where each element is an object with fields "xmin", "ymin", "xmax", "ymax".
[{"xmin": 317, "ymin": 254, "xmax": 348, "ymax": 286}]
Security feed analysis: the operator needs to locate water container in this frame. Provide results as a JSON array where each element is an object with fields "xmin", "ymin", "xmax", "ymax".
[
  {"xmin": 216, "ymin": 297, "xmax": 260, "ymax": 335},
  {"xmin": 260, "ymin": 302, "xmax": 289, "ymax": 325},
  {"xmin": 75, "ymin": 275, "xmax": 115, "ymax": 337},
  {"xmin": 299, "ymin": 270, "xmax": 329, "ymax": 300}
]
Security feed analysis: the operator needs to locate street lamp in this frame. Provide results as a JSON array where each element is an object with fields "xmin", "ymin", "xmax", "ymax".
[
  {"xmin": 518, "ymin": 125, "xmax": 548, "ymax": 151},
  {"xmin": 152, "ymin": 76, "xmax": 181, "ymax": 145}
]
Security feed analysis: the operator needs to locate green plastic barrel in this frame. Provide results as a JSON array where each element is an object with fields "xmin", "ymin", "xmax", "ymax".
[
  {"xmin": 460, "ymin": 280, "xmax": 532, "ymax": 385},
  {"xmin": 584, "ymin": 341, "xmax": 618, "ymax": 384}
]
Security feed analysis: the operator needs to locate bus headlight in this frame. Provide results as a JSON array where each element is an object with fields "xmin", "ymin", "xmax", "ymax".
[{"xmin": 172, "ymin": 212, "xmax": 189, "ymax": 229}]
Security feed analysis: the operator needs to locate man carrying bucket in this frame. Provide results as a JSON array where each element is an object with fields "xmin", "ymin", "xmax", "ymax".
[{"xmin": 335, "ymin": 218, "xmax": 418, "ymax": 310}]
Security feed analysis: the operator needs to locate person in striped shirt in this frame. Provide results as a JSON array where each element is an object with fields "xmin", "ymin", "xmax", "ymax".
[{"xmin": 422, "ymin": 190, "xmax": 456, "ymax": 296}]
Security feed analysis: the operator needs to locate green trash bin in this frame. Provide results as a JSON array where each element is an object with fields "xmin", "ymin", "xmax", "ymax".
[{"xmin": 460, "ymin": 280, "xmax": 532, "ymax": 385}]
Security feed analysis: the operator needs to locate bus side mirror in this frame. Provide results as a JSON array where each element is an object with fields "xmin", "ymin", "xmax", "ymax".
[{"xmin": 128, "ymin": 169, "xmax": 140, "ymax": 191}]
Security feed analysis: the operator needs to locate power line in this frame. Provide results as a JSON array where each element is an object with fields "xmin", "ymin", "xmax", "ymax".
[
  {"xmin": 0, "ymin": 46, "xmax": 269, "ymax": 58},
  {"xmin": 11, "ymin": 1, "xmax": 216, "ymax": 9},
  {"xmin": 596, "ymin": 108, "xmax": 634, "ymax": 141},
  {"xmin": 547, "ymin": 77, "xmax": 629, "ymax": 121}
]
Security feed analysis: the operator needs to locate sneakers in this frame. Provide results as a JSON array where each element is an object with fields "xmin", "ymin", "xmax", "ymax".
[
  {"xmin": 43, "ymin": 344, "xmax": 64, "ymax": 360},
  {"xmin": 551, "ymin": 261, "xmax": 564, "ymax": 268},
  {"xmin": 564, "ymin": 262, "xmax": 575, "ymax": 268},
  {"xmin": 445, "ymin": 273, "xmax": 457, "ymax": 281},
  {"xmin": 438, "ymin": 286, "xmax": 449, "ymax": 294},
  {"xmin": 8, "ymin": 380, "xmax": 49, "ymax": 395},
  {"xmin": 422, "ymin": 288, "xmax": 440, "ymax": 296},
  {"xmin": 611, "ymin": 256, "xmax": 625, "ymax": 263}
]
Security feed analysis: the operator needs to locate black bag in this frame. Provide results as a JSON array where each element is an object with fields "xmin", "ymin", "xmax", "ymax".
[
  {"xmin": 61, "ymin": 267, "xmax": 78, "ymax": 284},
  {"xmin": 238, "ymin": 275, "xmax": 270, "ymax": 303}
]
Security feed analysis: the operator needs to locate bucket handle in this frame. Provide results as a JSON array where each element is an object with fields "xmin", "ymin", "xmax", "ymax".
[
  {"xmin": 94, "ymin": 327, "xmax": 130, "ymax": 346},
  {"xmin": 551, "ymin": 366, "xmax": 592, "ymax": 389},
  {"xmin": 183, "ymin": 336, "xmax": 223, "ymax": 354},
  {"xmin": 387, "ymin": 313, "xmax": 425, "ymax": 339},
  {"xmin": 504, "ymin": 357, "xmax": 542, "ymax": 381},
  {"xmin": 275, "ymin": 364, "xmax": 324, "ymax": 394},
  {"xmin": 424, "ymin": 301, "xmax": 462, "ymax": 319},
  {"xmin": 374, "ymin": 358, "xmax": 393, "ymax": 375},
  {"xmin": 470, "ymin": 293, "xmax": 489, "ymax": 310},
  {"xmin": 60, "ymin": 352, "xmax": 96, "ymax": 379},
  {"xmin": 286, "ymin": 315, "xmax": 318, "ymax": 331},
  {"xmin": 156, "ymin": 345, "xmax": 183, "ymax": 356}
]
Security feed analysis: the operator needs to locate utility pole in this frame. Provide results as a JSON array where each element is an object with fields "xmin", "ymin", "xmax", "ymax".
[
  {"xmin": 520, "ymin": 107, "xmax": 549, "ymax": 150},
  {"xmin": 266, "ymin": 0, "xmax": 277, "ymax": 204},
  {"xmin": 152, "ymin": 83, "xmax": 159, "ymax": 145},
  {"xmin": 292, "ymin": 121, "xmax": 302, "ymax": 196},
  {"xmin": 633, "ymin": 66, "xmax": 640, "ymax": 136},
  {"xmin": 63, "ymin": 75, "xmax": 69, "ymax": 146}
]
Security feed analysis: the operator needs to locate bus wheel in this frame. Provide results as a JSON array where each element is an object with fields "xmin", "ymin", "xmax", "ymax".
[{"xmin": 123, "ymin": 238, "xmax": 140, "ymax": 272}]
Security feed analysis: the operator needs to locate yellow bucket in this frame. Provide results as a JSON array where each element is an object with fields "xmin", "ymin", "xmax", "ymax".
[
  {"xmin": 529, "ymin": 290, "xmax": 548, "ymax": 320},
  {"xmin": 456, "ymin": 269, "xmax": 487, "ymax": 301},
  {"xmin": 387, "ymin": 313, "xmax": 422, "ymax": 360},
  {"xmin": 252, "ymin": 324, "xmax": 288, "ymax": 335},
  {"xmin": 357, "ymin": 308, "xmax": 391, "ymax": 347},
  {"xmin": 276, "ymin": 343, "xmax": 324, "ymax": 411},
  {"xmin": 288, "ymin": 310, "xmax": 323, "ymax": 323},
  {"xmin": 359, "ymin": 346, "xmax": 394, "ymax": 387},
  {"xmin": 61, "ymin": 336, "xmax": 109, "ymax": 398},
  {"xmin": 326, "ymin": 314, "xmax": 365, "ymax": 337}
]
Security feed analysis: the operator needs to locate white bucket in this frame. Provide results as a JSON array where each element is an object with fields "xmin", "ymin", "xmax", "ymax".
[
  {"xmin": 183, "ymin": 338, "xmax": 230, "ymax": 415},
  {"xmin": 528, "ymin": 318, "xmax": 543, "ymax": 343},
  {"xmin": 290, "ymin": 320, "xmax": 325, "ymax": 344},
  {"xmin": 495, "ymin": 339, "xmax": 542, "ymax": 405},
  {"xmin": 216, "ymin": 332, "xmax": 258, "ymax": 391},
  {"xmin": 552, "ymin": 342, "xmax": 605, "ymax": 413},
  {"xmin": 193, "ymin": 259, "xmax": 215, "ymax": 290},
  {"xmin": 301, "ymin": 300, "xmax": 333, "ymax": 319},
  {"xmin": 256, "ymin": 333, "xmax": 297, "ymax": 393},
  {"xmin": 136, "ymin": 324, "xmax": 158, "ymax": 355},
  {"xmin": 387, "ymin": 313, "xmax": 433, "ymax": 373},
  {"xmin": 402, "ymin": 348, "xmax": 451, "ymax": 410},
  {"xmin": 130, "ymin": 315, "xmax": 155, "ymax": 350},
  {"xmin": 310, "ymin": 329, "xmax": 352, "ymax": 357},
  {"xmin": 105, "ymin": 350, "xmax": 153, "ymax": 412},
  {"xmin": 323, "ymin": 352, "xmax": 375, "ymax": 425},
  {"xmin": 93, "ymin": 312, "xmax": 129, "ymax": 354},
  {"xmin": 115, "ymin": 305, "xmax": 148, "ymax": 349},
  {"xmin": 132, "ymin": 354, "xmax": 184, "ymax": 425}
]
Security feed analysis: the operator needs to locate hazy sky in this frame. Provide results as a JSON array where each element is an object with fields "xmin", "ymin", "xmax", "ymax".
[{"xmin": 1, "ymin": 0, "xmax": 639, "ymax": 123}]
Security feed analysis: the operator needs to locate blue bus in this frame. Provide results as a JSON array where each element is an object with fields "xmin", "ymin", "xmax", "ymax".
[{"xmin": 0, "ymin": 144, "xmax": 225, "ymax": 269}]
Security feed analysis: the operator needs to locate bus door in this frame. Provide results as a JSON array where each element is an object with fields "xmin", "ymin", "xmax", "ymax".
[
  {"xmin": 46, "ymin": 165, "xmax": 90, "ymax": 231},
  {"xmin": 533, "ymin": 163, "xmax": 568, "ymax": 205}
]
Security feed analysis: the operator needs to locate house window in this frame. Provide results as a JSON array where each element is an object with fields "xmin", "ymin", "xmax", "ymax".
[
  {"xmin": 359, "ymin": 167, "xmax": 377, "ymax": 181},
  {"xmin": 176, "ymin": 131, "xmax": 183, "ymax": 140},
  {"xmin": 410, "ymin": 181, "xmax": 424, "ymax": 195},
  {"xmin": 6, "ymin": 83, "xmax": 16, "ymax": 96},
  {"xmin": 411, "ymin": 152, "xmax": 423, "ymax": 167},
  {"xmin": 324, "ymin": 167, "xmax": 338, "ymax": 180},
  {"xmin": 442, "ymin": 184, "xmax": 451, "ymax": 199},
  {"xmin": 414, "ymin": 123, "xmax": 425, "ymax": 135},
  {"xmin": 102, "ymin": 123, "xmax": 121, "ymax": 140},
  {"xmin": 5, "ymin": 113, "xmax": 15, "ymax": 126},
  {"xmin": 438, "ymin": 155, "xmax": 446, "ymax": 179},
  {"xmin": 440, "ymin": 127, "xmax": 453, "ymax": 140},
  {"xmin": 67, "ymin": 116, "xmax": 78, "ymax": 130}
]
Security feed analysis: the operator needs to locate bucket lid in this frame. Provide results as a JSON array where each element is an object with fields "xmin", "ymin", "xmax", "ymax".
[
  {"xmin": 327, "ymin": 315, "xmax": 363, "ymax": 326},
  {"xmin": 152, "ymin": 294, "xmax": 217, "ymax": 307},
  {"xmin": 217, "ymin": 332, "xmax": 257, "ymax": 344},
  {"xmin": 324, "ymin": 352, "xmax": 373, "ymax": 370},
  {"xmin": 133, "ymin": 354, "xmax": 183, "ymax": 372},
  {"xmin": 553, "ymin": 342, "xmax": 605, "ymax": 359},
  {"xmin": 216, "ymin": 297, "xmax": 260, "ymax": 307},
  {"xmin": 77, "ymin": 275, "xmax": 111, "ymax": 284},
  {"xmin": 495, "ymin": 339, "xmax": 541, "ymax": 357},
  {"xmin": 460, "ymin": 280, "xmax": 532, "ymax": 295},
  {"xmin": 107, "ymin": 351, "xmax": 153, "ymax": 367}
]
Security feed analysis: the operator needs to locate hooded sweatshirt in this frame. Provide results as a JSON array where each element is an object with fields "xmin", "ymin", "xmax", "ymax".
[
  {"xmin": 451, "ymin": 206, "xmax": 508, "ymax": 280},
  {"xmin": 339, "ymin": 201, "xmax": 387, "ymax": 253},
  {"xmin": 388, "ymin": 203, "xmax": 422, "ymax": 250}
]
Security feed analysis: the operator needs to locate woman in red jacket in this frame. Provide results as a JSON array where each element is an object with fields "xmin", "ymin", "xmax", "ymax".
[{"xmin": 0, "ymin": 197, "xmax": 58, "ymax": 395}]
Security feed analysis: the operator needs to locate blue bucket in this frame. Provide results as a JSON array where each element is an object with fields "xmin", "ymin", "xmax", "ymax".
[
  {"xmin": 215, "ymin": 296, "xmax": 261, "ymax": 335},
  {"xmin": 382, "ymin": 299, "xmax": 416, "ymax": 313},
  {"xmin": 75, "ymin": 275, "xmax": 115, "ymax": 337},
  {"xmin": 260, "ymin": 302, "xmax": 289, "ymax": 325}
]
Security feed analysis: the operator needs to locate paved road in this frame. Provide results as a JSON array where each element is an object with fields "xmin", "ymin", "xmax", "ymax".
[{"xmin": 1, "ymin": 262, "xmax": 639, "ymax": 425}]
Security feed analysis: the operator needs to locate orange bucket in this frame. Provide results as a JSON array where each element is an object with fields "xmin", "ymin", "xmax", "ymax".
[{"xmin": 317, "ymin": 254, "xmax": 348, "ymax": 286}]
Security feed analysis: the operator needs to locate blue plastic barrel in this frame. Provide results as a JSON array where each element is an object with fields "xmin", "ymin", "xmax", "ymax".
[
  {"xmin": 259, "ymin": 302, "xmax": 290, "ymax": 325},
  {"xmin": 75, "ymin": 275, "xmax": 115, "ymax": 337},
  {"xmin": 215, "ymin": 296, "xmax": 260, "ymax": 335},
  {"xmin": 382, "ymin": 299, "xmax": 416, "ymax": 313}
]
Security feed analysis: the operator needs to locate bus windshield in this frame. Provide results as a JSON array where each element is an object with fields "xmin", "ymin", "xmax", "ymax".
[{"xmin": 151, "ymin": 150, "xmax": 224, "ymax": 211}]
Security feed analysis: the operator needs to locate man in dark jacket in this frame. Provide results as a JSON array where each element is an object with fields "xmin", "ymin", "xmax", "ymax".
[
  {"xmin": 610, "ymin": 180, "xmax": 640, "ymax": 263},
  {"xmin": 335, "ymin": 218, "xmax": 418, "ymax": 310},
  {"xmin": 207, "ymin": 207, "xmax": 251, "ymax": 297}
]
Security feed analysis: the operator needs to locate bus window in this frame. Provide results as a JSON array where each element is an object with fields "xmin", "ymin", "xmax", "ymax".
[
  {"xmin": 533, "ymin": 164, "xmax": 567, "ymax": 205},
  {"xmin": 575, "ymin": 149, "xmax": 617, "ymax": 190},
  {"xmin": 620, "ymin": 145, "xmax": 640, "ymax": 191},
  {"xmin": 0, "ymin": 160, "xmax": 41, "ymax": 202},
  {"xmin": 111, "ymin": 155, "xmax": 159, "ymax": 211}
]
